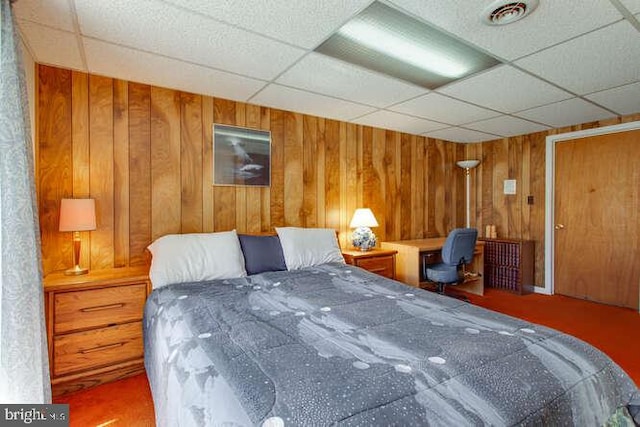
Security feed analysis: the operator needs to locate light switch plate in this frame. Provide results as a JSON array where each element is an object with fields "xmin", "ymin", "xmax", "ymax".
[{"xmin": 504, "ymin": 179, "xmax": 517, "ymax": 195}]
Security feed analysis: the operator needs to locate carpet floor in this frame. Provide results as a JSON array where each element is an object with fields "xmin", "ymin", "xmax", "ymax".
[{"xmin": 54, "ymin": 288, "xmax": 639, "ymax": 426}]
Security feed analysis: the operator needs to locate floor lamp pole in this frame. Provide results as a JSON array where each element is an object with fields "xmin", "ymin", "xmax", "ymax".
[
  {"xmin": 465, "ymin": 168, "xmax": 471, "ymax": 228},
  {"xmin": 456, "ymin": 160, "xmax": 480, "ymax": 228}
]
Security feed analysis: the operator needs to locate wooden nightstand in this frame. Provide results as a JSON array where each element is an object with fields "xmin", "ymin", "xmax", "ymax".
[
  {"xmin": 43, "ymin": 265, "xmax": 151, "ymax": 397},
  {"xmin": 342, "ymin": 248, "xmax": 397, "ymax": 279}
]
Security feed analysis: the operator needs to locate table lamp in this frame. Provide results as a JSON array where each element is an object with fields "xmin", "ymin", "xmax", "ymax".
[
  {"xmin": 349, "ymin": 208, "xmax": 379, "ymax": 251},
  {"xmin": 59, "ymin": 198, "xmax": 96, "ymax": 275}
]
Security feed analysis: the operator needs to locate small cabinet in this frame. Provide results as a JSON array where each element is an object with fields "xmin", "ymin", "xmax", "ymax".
[
  {"xmin": 342, "ymin": 249, "xmax": 397, "ymax": 279},
  {"xmin": 481, "ymin": 238, "xmax": 534, "ymax": 294},
  {"xmin": 44, "ymin": 266, "xmax": 150, "ymax": 397}
]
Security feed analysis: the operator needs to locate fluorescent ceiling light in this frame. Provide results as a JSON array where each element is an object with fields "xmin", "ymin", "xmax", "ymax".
[
  {"xmin": 338, "ymin": 19, "xmax": 467, "ymax": 78},
  {"xmin": 315, "ymin": 2, "xmax": 500, "ymax": 89}
]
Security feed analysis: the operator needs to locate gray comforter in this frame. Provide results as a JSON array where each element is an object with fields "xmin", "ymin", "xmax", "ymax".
[{"xmin": 144, "ymin": 263, "xmax": 638, "ymax": 426}]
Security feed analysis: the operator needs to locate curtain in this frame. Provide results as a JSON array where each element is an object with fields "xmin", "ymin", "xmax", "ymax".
[{"xmin": 0, "ymin": 0, "xmax": 51, "ymax": 403}]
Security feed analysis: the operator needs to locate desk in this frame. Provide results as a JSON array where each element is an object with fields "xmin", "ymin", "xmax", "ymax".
[{"xmin": 381, "ymin": 238, "xmax": 485, "ymax": 296}]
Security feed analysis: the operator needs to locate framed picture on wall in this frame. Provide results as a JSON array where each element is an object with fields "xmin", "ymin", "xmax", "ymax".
[{"xmin": 213, "ymin": 124, "xmax": 271, "ymax": 187}]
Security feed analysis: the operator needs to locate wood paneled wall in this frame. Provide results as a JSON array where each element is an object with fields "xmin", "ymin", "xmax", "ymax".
[
  {"xmin": 466, "ymin": 113, "xmax": 640, "ymax": 288},
  {"xmin": 37, "ymin": 64, "xmax": 639, "ymax": 287},
  {"xmin": 37, "ymin": 65, "xmax": 466, "ymax": 275}
]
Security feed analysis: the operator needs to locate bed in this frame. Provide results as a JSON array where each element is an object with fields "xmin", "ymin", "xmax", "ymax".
[{"xmin": 143, "ymin": 229, "xmax": 639, "ymax": 426}]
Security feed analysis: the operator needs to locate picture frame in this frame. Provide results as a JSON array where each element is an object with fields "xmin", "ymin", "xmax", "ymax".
[{"xmin": 213, "ymin": 123, "xmax": 271, "ymax": 187}]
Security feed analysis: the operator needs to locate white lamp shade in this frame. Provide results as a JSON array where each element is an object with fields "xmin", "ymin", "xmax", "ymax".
[
  {"xmin": 349, "ymin": 208, "xmax": 379, "ymax": 228},
  {"xmin": 456, "ymin": 159, "xmax": 480, "ymax": 169},
  {"xmin": 59, "ymin": 198, "xmax": 96, "ymax": 232}
]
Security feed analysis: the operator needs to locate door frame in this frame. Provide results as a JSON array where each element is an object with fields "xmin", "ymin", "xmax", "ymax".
[{"xmin": 544, "ymin": 120, "xmax": 640, "ymax": 298}]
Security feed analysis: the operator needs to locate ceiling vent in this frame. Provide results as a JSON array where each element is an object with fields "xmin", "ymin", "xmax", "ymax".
[{"xmin": 482, "ymin": 0, "xmax": 539, "ymax": 26}]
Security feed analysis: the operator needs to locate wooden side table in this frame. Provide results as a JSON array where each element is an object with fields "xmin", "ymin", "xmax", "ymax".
[
  {"xmin": 342, "ymin": 248, "xmax": 397, "ymax": 279},
  {"xmin": 43, "ymin": 265, "xmax": 150, "ymax": 397}
]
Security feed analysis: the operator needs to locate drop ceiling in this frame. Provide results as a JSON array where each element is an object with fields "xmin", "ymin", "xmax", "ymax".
[{"xmin": 15, "ymin": 0, "xmax": 640, "ymax": 143}]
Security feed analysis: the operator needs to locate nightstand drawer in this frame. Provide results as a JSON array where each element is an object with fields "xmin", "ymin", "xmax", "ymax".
[
  {"xmin": 356, "ymin": 255, "xmax": 395, "ymax": 278},
  {"xmin": 54, "ymin": 284, "xmax": 146, "ymax": 334},
  {"xmin": 53, "ymin": 321, "xmax": 143, "ymax": 377}
]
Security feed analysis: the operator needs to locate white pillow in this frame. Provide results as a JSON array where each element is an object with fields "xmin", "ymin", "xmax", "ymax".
[
  {"xmin": 275, "ymin": 227, "xmax": 345, "ymax": 270},
  {"xmin": 147, "ymin": 230, "xmax": 246, "ymax": 289}
]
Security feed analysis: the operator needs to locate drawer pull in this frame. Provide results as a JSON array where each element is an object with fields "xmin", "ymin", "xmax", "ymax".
[
  {"xmin": 80, "ymin": 342, "xmax": 124, "ymax": 354},
  {"xmin": 80, "ymin": 303, "xmax": 125, "ymax": 313}
]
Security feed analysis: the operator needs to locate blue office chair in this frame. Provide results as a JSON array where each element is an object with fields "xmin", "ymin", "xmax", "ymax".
[{"xmin": 425, "ymin": 228, "xmax": 478, "ymax": 298}]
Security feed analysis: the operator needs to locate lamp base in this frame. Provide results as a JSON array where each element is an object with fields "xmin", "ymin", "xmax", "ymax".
[
  {"xmin": 65, "ymin": 265, "xmax": 89, "ymax": 276},
  {"xmin": 351, "ymin": 226, "xmax": 377, "ymax": 252}
]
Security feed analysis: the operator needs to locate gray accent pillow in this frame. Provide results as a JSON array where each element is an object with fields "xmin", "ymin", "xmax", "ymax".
[{"xmin": 238, "ymin": 234, "xmax": 287, "ymax": 275}]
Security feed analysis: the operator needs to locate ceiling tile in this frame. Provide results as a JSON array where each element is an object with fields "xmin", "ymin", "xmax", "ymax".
[
  {"xmin": 84, "ymin": 39, "xmax": 266, "ymax": 101},
  {"xmin": 464, "ymin": 115, "xmax": 549, "ymax": 137},
  {"xmin": 439, "ymin": 65, "xmax": 572, "ymax": 113},
  {"xmin": 390, "ymin": 93, "xmax": 500, "ymax": 125},
  {"xmin": 515, "ymin": 21, "xmax": 640, "ymax": 95},
  {"xmin": 388, "ymin": 0, "xmax": 622, "ymax": 60},
  {"xmin": 17, "ymin": 21, "xmax": 84, "ymax": 70},
  {"xmin": 514, "ymin": 98, "xmax": 617, "ymax": 128},
  {"xmin": 17, "ymin": 0, "xmax": 637, "ymax": 131},
  {"xmin": 163, "ymin": 0, "xmax": 372, "ymax": 49},
  {"xmin": 585, "ymin": 82, "xmax": 640, "ymax": 115},
  {"xmin": 619, "ymin": 0, "xmax": 640, "ymax": 13},
  {"xmin": 276, "ymin": 53, "xmax": 427, "ymax": 108},
  {"xmin": 352, "ymin": 110, "xmax": 447, "ymax": 134},
  {"xmin": 251, "ymin": 84, "xmax": 376, "ymax": 121},
  {"xmin": 75, "ymin": 0, "xmax": 305, "ymax": 81},
  {"xmin": 13, "ymin": 0, "xmax": 74, "ymax": 32},
  {"xmin": 424, "ymin": 127, "xmax": 498, "ymax": 143}
]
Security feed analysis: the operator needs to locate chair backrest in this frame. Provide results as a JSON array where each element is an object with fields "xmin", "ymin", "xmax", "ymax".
[{"xmin": 441, "ymin": 228, "xmax": 478, "ymax": 266}]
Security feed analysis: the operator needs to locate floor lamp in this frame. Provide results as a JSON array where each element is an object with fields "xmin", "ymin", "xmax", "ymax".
[{"xmin": 456, "ymin": 160, "xmax": 480, "ymax": 228}]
